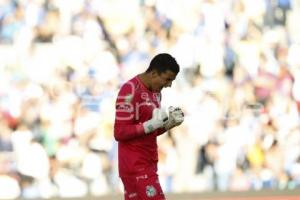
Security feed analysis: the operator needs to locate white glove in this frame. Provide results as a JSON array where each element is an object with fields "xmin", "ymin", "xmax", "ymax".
[
  {"xmin": 164, "ymin": 106, "xmax": 184, "ymax": 130},
  {"xmin": 143, "ymin": 108, "xmax": 168, "ymax": 134}
]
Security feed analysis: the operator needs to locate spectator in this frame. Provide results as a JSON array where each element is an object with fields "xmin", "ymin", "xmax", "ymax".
[{"xmin": 0, "ymin": 0, "xmax": 300, "ymax": 198}]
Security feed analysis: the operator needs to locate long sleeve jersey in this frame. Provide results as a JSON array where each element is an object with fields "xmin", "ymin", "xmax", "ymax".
[{"xmin": 114, "ymin": 75, "xmax": 165, "ymax": 177}]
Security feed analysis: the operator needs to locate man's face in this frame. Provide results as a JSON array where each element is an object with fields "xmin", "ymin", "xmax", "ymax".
[{"xmin": 151, "ymin": 70, "xmax": 177, "ymax": 92}]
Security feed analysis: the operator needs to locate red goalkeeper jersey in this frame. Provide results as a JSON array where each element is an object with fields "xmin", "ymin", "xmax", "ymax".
[{"xmin": 114, "ymin": 75, "xmax": 165, "ymax": 178}]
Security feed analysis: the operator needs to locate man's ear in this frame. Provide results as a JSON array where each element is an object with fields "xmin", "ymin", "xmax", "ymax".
[{"xmin": 150, "ymin": 69, "xmax": 159, "ymax": 78}]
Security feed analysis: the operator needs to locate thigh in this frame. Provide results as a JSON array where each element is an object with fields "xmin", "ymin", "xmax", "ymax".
[
  {"xmin": 121, "ymin": 177, "xmax": 139, "ymax": 200},
  {"xmin": 121, "ymin": 174, "xmax": 166, "ymax": 200},
  {"xmin": 135, "ymin": 174, "xmax": 166, "ymax": 200}
]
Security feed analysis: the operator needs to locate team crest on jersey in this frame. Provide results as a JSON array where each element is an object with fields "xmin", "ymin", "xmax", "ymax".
[
  {"xmin": 145, "ymin": 185, "xmax": 157, "ymax": 197},
  {"xmin": 124, "ymin": 94, "xmax": 133, "ymax": 103}
]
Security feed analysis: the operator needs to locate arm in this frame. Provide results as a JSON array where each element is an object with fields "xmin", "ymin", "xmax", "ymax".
[
  {"xmin": 114, "ymin": 84, "xmax": 168, "ymax": 141},
  {"xmin": 114, "ymin": 83, "xmax": 145, "ymax": 142},
  {"xmin": 115, "ymin": 106, "xmax": 168, "ymax": 141},
  {"xmin": 114, "ymin": 122, "xmax": 145, "ymax": 142}
]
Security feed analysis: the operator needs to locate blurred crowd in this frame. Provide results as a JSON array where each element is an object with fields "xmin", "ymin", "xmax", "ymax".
[{"xmin": 1, "ymin": 0, "xmax": 300, "ymax": 199}]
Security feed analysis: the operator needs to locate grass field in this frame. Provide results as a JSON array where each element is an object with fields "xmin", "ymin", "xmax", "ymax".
[
  {"xmin": 164, "ymin": 190, "xmax": 300, "ymax": 200},
  {"xmin": 194, "ymin": 197, "xmax": 300, "ymax": 200},
  {"xmin": 17, "ymin": 190, "xmax": 300, "ymax": 200}
]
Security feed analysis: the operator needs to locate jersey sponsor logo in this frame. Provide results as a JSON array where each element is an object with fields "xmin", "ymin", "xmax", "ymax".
[
  {"xmin": 116, "ymin": 103, "xmax": 133, "ymax": 112},
  {"xmin": 145, "ymin": 185, "xmax": 157, "ymax": 197}
]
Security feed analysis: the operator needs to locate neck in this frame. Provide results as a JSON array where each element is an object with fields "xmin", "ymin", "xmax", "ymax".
[{"xmin": 138, "ymin": 72, "xmax": 152, "ymax": 91}]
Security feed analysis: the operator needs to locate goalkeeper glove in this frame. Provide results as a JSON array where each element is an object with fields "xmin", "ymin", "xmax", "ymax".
[
  {"xmin": 143, "ymin": 108, "xmax": 168, "ymax": 134},
  {"xmin": 164, "ymin": 106, "xmax": 184, "ymax": 130}
]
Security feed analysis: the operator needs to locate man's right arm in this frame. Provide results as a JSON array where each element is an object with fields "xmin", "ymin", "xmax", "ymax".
[
  {"xmin": 114, "ymin": 83, "xmax": 145, "ymax": 142},
  {"xmin": 114, "ymin": 83, "xmax": 169, "ymax": 142},
  {"xmin": 114, "ymin": 121, "xmax": 145, "ymax": 142}
]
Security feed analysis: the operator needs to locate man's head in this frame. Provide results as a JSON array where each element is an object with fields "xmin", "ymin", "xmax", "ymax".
[{"xmin": 145, "ymin": 53, "xmax": 180, "ymax": 92}]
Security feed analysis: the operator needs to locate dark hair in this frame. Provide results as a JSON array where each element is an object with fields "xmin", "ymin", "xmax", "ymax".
[{"xmin": 146, "ymin": 53, "xmax": 180, "ymax": 74}]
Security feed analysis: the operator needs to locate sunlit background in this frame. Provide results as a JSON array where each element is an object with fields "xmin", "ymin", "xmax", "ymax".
[{"xmin": 1, "ymin": 0, "xmax": 300, "ymax": 199}]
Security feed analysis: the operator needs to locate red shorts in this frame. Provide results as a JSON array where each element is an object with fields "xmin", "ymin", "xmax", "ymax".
[{"xmin": 121, "ymin": 173, "xmax": 166, "ymax": 200}]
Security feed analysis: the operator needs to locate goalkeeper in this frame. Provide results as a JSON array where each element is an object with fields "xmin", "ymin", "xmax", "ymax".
[{"xmin": 114, "ymin": 53, "xmax": 184, "ymax": 200}]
